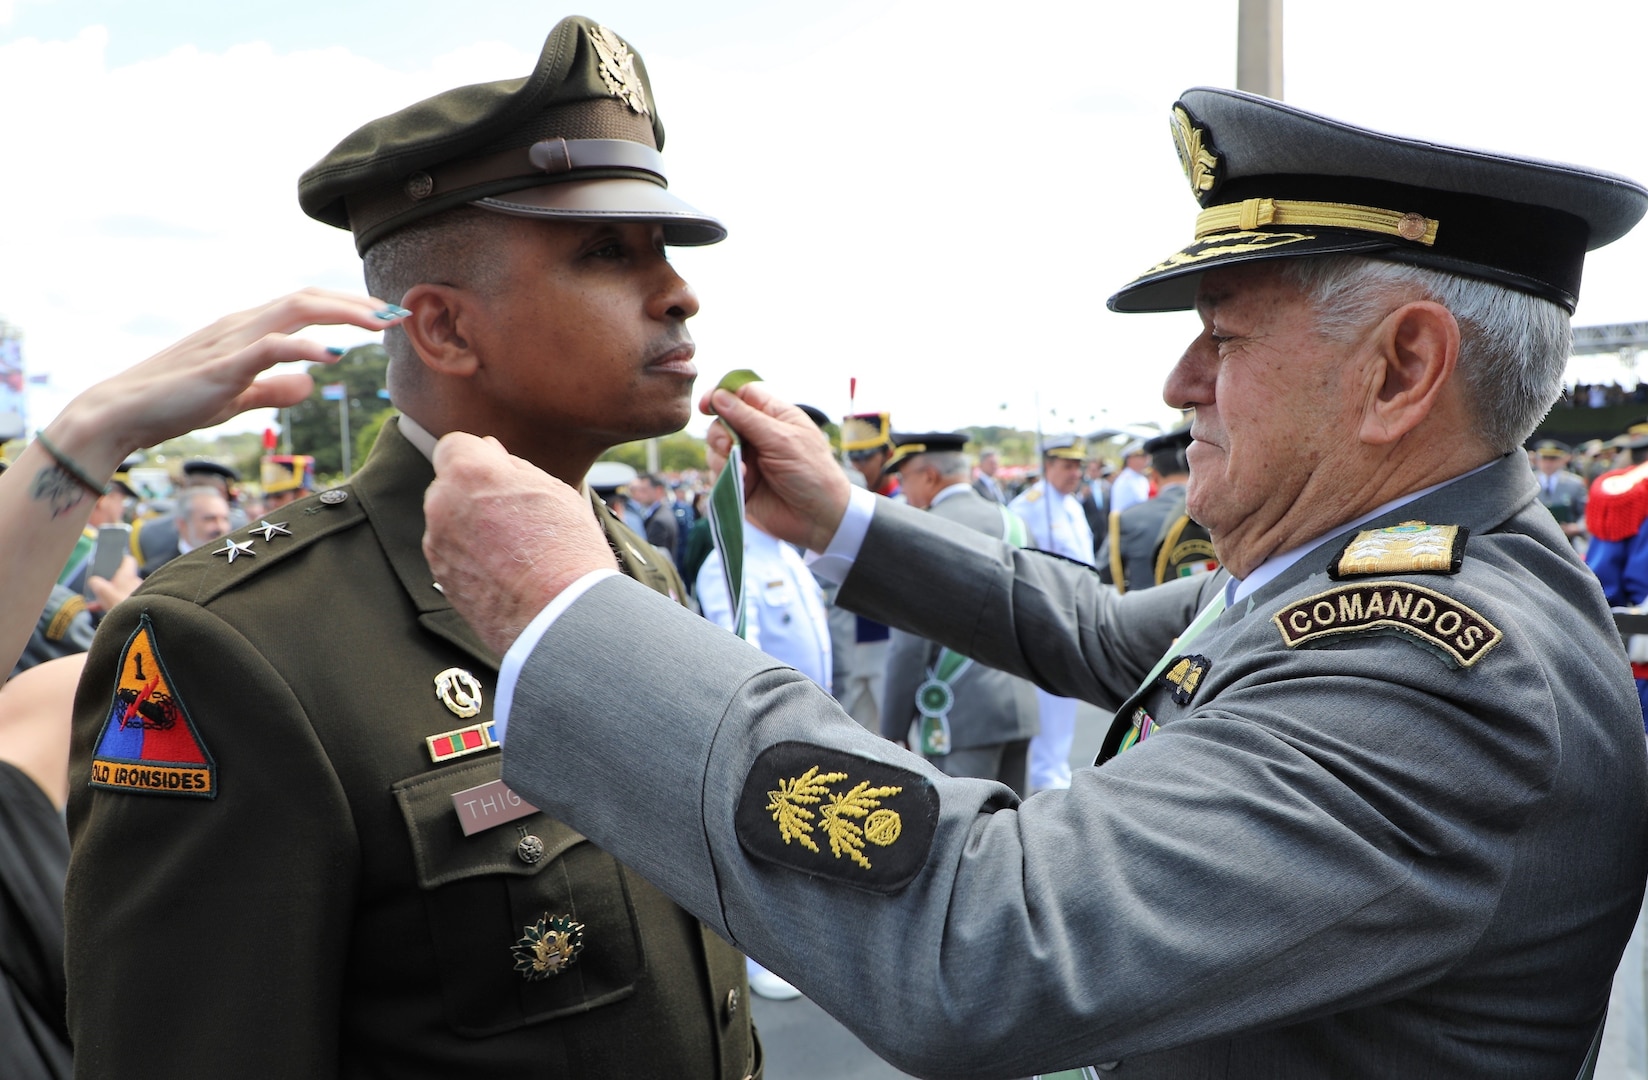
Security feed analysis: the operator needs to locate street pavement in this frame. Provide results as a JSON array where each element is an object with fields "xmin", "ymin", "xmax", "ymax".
[{"xmin": 750, "ymin": 700, "xmax": 1112, "ymax": 1079}]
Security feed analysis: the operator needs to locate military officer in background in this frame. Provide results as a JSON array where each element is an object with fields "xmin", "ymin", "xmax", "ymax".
[
  {"xmin": 425, "ymin": 86, "xmax": 1648, "ymax": 1077},
  {"xmin": 1098, "ymin": 425, "xmax": 1219, "ymax": 592},
  {"xmin": 971, "ymin": 446, "xmax": 1007, "ymax": 504},
  {"xmin": 835, "ymin": 412, "xmax": 897, "ymax": 730},
  {"xmin": 1531, "ymin": 438, "xmax": 1588, "ymax": 545},
  {"xmin": 878, "ymin": 432, "xmax": 1038, "ymax": 794},
  {"xmin": 1108, "ymin": 439, "xmax": 1153, "ymax": 515},
  {"xmin": 1008, "ymin": 434, "xmax": 1093, "ymax": 791},
  {"xmin": 67, "ymin": 18, "xmax": 756, "ymax": 1079}
]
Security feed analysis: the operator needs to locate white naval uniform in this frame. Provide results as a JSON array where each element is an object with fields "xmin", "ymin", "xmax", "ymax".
[{"xmin": 1009, "ymin": 480, "xmax": 1095, "ymax": 791}]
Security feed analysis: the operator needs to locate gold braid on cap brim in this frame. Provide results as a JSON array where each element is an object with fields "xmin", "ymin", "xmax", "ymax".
[{"xmin": 1196, "ymin": 198, "xmax": 1439, "ymax": 246}]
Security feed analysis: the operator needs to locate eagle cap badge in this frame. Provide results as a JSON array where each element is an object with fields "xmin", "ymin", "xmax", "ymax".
[{"xmin": 591, "ymin": 24, "xmax": 651, "ymax": 118}]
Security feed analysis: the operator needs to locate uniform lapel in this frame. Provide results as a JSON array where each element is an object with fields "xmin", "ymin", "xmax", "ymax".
[{"xmin": 350, "ymin": 418, "xmax": 499, "ymax": 673}]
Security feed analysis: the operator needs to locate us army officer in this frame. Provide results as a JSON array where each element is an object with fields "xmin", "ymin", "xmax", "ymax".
[{"xmin": 68, "ymin": 18, "xmax": 757, "ymax": 1079}]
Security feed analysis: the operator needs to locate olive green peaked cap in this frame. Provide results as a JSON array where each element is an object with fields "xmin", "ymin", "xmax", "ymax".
[{"xmin": 298, "ymin": 16, "xmax": 725, "ymax": 254}]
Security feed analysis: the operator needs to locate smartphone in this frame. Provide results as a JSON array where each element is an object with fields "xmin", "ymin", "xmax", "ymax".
[{"xmin": 84, "ymin": 523, "xmax": 132, "ymax": 597}]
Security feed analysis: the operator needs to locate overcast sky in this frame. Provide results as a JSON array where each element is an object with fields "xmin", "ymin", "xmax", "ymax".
[{"xmin": 3, "ymin": 0, "xmax": 1647, "ymax": 445}]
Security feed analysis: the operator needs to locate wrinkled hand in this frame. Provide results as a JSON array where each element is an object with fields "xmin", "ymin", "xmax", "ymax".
[
  {"xmin": 701, "ymin": 382, "xmax": 851, "ymax": 553},
  {"xmin": 52, "ymin": 288, "xmax": 406, "ymax": 479},
  {"xmin": 86, "ymin": 554, "xmax": 141, "ymax": 614},
  {"xmin": 423, "ymin": 433, "xmax": 618, "ymax": 657}
]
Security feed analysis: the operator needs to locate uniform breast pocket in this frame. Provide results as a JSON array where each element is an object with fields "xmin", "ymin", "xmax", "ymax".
[
  {"xmin": 394, "ymin": 759, "xmax": 646, "ymax": 1037},
  {"xmin": 758, "ymin": 578, "xmax": 796, "ymax": 613}
]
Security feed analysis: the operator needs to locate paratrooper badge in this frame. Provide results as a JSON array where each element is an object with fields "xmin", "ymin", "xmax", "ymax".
[
  {"xmin": 512, "ymin": 913, "xmax": 585, "ymax": 980},
  {"xmin": 1159, "ymin": 654, "xmax": 1211, "ymax": 706},
  {"xmin": 1329, "ymin": 521, "xmax": 1467, "ymax": 579}
]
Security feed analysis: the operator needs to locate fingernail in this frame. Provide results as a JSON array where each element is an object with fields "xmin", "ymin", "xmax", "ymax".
[
  {"xmin": 711, "ymin": 389, "xmax": 734, "ymax": 412},
  {"xmin": 325, "ymin": 346, "xmax": 347, "ymax": 356},
  {"xmin": 373, "ymin": 304, "xmax": 412, "ymax": 320}
]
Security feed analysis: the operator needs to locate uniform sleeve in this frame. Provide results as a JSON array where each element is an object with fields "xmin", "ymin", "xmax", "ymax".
[
  {"xmin": 66, "ymin": 596, "xmax": 357, "ymax": 1079},
  {"xmin": 501, "ymin": 571, "xmax": 1554, "ymax": 1078},
  {"xmin": 840, "ymin": 497, "xmax": 1206, "ymax": 712}
]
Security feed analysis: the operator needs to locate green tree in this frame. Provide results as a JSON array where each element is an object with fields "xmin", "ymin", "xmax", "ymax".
[
  {"xmin": 284, "ymin": 344, "xmax": 393, "ymax": 475},
  {"xmin": 599, "ymin": 432, "xmax": 708, "ymax": 473}
]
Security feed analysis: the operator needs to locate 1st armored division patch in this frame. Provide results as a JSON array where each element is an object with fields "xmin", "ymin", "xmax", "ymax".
[
  {"xmin": 1274, "ymin": 581, "xmax": 1503, "ymax": 668},
  {"xmin": 89, "ymin": 614, "xmax": 216, "ymax": 798},
  {"xmin": 737, "ymin": 741, "xmax": 937, "ymax": 894}
]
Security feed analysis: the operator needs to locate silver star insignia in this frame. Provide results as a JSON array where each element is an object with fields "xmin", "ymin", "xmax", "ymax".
[
  {"xmin": 250, "ymin": 520, "xmax": 292, "ymax": 542},
  {"xmin": 213, "ymin": 538, "xmax": 256, "ymax": 564}
]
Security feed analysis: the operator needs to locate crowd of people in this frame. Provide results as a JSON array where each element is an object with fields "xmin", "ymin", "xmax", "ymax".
[{"xmin": 5, "ymin": 14, "xmax": 1648, "ymax": 1080}]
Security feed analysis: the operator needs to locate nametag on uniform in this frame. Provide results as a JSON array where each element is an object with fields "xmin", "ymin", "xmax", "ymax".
[{"xmin": 451, "ymin": 779, "xmax": 539, "ymax": 836}]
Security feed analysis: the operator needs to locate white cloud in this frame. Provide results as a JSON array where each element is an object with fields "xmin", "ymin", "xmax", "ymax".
[{"xmin": 4, "ymin": 0, "xmax": 1648, "ymax": 443}]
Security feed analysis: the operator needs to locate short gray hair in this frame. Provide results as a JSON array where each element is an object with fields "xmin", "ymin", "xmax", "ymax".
[
  {"xmin": 916, "ymin": 451, "xmax": 971, "ymax": 481},
  {"xmin": 1277, "ymin": 256, "xmax": 1570, "ymax": 453},
  {"xmin": 363, "ymin": 207, "xmax": 516, "ymax": 396}
]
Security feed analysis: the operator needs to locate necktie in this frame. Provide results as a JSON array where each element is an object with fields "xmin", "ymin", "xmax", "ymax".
[{"xmin": 1102, "ymin": 588, "xmax": 1229, "ymax": 759}]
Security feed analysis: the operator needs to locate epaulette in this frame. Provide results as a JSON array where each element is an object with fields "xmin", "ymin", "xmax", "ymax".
[
  {"xmin": 139, "ymin": 487, "xmax": 366, "ymax": 607},
  {"xmin": 1018, "ymin": 488, "xmax": 1042, "ymax": 505},
  {"xmin": 1328, "ymin": 520, "xmax": 1467, "ymax": 579},
  {"xmin": 44, "ymin": 592, "xmax": 88, "ymax": 641},
  {"xmin": 1587, "ymin": 462, "xmax": 1648, "ymax": 542}
]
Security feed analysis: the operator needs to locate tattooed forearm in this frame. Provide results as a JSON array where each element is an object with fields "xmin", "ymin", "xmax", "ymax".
[{"xmin": 31, "ymin": 465, "xmax": 88, "ymax": 518}]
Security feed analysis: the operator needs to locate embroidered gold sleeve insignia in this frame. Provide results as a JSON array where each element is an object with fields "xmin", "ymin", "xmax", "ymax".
[
  {"xmin": 738, "ymin": 741, "xmax": 936, "ymax": 893},
  {"xmin": 1273, "ymin": 581, "xmax": 1503, "ymax": 668},
  {"xmin": 1329, "ymin": 521, "xmax": 1467, "ymax": 579}
]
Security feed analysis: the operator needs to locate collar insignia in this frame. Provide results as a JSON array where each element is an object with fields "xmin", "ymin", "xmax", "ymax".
[
  {"xmin": 1329, "ymin": 521, "xmax": 1467, "ymax": 579},
  {"xmin": 1160, "ymin": 654, "xmax": 1211, "ymax": 706},
  {"xmin": 592, "ymin": 25, "xmax": 651, "ymax": 118}
]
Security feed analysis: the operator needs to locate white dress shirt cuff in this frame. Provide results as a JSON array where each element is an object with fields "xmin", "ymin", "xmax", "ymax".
[
  {"xmin": 805, "ymin": 485, "xmax": 877, "ymax": 584},
  {"xmin": 493, "ymin": 568, "xmax": 621, "ymax": 743}
]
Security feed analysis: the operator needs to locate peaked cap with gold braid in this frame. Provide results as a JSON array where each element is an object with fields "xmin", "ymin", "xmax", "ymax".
[
  {"xmin": 1109, "ymin": 87, "xmax": 1648, "ymax": 314},
  {"xmin": 299, "ymin": 16, "xmax": 724, "ymax": 254}
]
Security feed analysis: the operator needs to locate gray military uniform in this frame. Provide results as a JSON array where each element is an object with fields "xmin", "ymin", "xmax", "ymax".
[
  {"xmin": 497, "ymin": 451, "xmax": 1647, "ymax": 1078},
  {"xmin": 879, "ymin": 485, "xmax": 1038, "ymax": 790}
]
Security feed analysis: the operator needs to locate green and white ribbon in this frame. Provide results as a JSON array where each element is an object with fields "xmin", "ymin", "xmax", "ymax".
[
  {"xmin": 913, "ymin": 649, "xmax": 973, "ymax": 755},
  {"xmin": 706, "ymin": 369, "xmax": 763, "ymax": 640}
]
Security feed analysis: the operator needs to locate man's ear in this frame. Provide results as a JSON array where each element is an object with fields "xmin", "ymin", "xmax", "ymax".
[
  {"xmin": 1359, "ymin": 300, "xmax": 1460, "ymax": 446},
  {"xmin": 398, "ymin": 284, "xmax": 480, "ymax": 378}
]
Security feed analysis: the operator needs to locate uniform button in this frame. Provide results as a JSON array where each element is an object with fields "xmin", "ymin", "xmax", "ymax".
[
  {"xmin": 724, "ymin": 987, "xmax": 740, "ymax": 1019},
  {"xmin": 516, "ymin": 834, "xmax": 545, "ymax": 864}
]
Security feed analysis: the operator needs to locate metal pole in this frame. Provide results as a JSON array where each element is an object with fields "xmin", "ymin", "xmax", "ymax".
[
  {"xmin": 1236, "ymin": 0, "xmax": 1283, "ymax": 100},
  {"xmin": 338, "ymin": 395, "xmax": 352, "ymax": 477}
]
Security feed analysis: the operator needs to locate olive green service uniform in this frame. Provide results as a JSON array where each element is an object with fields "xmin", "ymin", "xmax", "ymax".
[{"xmin": 66, "ymin": 420, "xmax": 758, "ymax": 1078}]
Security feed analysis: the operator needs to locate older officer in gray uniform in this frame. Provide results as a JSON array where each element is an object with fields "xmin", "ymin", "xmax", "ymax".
[
  {"xmin": 426, "ymin": 88, "xmax": 1648, "ymax": 1078},
  {"xmin": 877, "ymin": 432, "xmax": 1039, "ymax": 795}
]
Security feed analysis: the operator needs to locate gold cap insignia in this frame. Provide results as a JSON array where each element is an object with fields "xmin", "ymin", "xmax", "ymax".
[
  {"xmin": 1171, "ymin": 105, "xmax": 1218, "ymax": 200},
  {"xmin": 512, "ymin": 913, "xmax": 585, "ymax": 980},
  {"xmin": 592, "ymin": 25, "xmax": 651, "ymax": 118},
  {"xmin": 434, "ymin": 667, "xmax": 484, "ymax": 719}
]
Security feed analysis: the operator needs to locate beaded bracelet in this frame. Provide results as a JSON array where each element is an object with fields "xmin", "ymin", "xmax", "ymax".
[{"xmin": 34, "ymin": 430, "xmax": 110, "ymax": 498}]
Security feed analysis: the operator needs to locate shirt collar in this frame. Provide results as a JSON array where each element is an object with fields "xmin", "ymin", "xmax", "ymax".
[{"xmin": 931, "ymin": 482, "xmax": 972, "ymax": 507}]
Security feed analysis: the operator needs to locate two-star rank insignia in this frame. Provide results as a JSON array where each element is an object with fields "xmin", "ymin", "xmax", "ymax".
[
  {"xmin": 212, "ymin": 538, "xmax": 255, "ymax": 563},
  {"xmin": 89, "ymin": 614, "xmax": 216, "ymax": 798},
  {"xmin": 1159, "ymin": 654, "xmax": 1211, "ymax": 706},
  {"xmin": 249, "ymin": 520, "xmax": 291, "ymax": 541}
]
